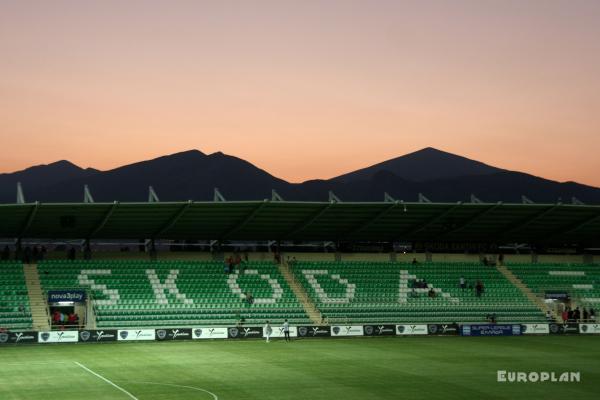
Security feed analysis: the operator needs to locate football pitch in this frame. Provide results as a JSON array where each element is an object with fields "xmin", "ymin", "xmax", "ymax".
[{"xmin": 1, "ymin": 336, "xmax": 599, "ymax": 400}]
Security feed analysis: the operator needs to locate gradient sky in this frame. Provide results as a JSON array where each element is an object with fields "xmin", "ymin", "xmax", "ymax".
[{"xmin": 1, "ymin": 0, "xmax": 599, "ymax": 185}]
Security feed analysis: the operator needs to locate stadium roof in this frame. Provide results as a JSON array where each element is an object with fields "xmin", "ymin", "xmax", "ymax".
[{"xmin": 1, "ymin": 201, "xmax": 599, "ymax": 244}]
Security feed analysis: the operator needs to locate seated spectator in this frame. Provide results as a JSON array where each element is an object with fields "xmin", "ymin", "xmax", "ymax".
[
  {"xmin": 459, "ymin": 276, "xmax": 466, "ymax": 290},
  {"xmin": 583, "ymin": 308, "xmax": 589, "ymax": 322},
  {"xmin": 52, "ymin": 310, "xmax": 61, "ymax": 325},
  {"xmin": 475, "ymin": 280, "xmax": 484, "ymax": 297},
  {"xmin": 223, "ymin": 263, "xmax": 229, "ymax": 274},
  {"xmin": 428, "ymin": 288, "xmax": 436, "ymax": 298},
  {"xmin": 412, "ymin": 258, "xmax": 418, "ymax": 265}
]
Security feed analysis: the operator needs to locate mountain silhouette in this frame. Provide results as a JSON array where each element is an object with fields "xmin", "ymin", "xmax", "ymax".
[
  {"xmin": 1, "ymin": 148, "xmax": 599, "ymax": 204},
  {"xmin": 331, "ymin": 147, "xmax": 502, "ymax": 183},
  {"xmin": 0, "ymin": 161, "xmax": 98, "ymax": 203}
]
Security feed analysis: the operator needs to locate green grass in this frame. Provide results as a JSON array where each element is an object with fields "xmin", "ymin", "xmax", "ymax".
[{"xmin": 1, "ymin": 336, "xmax": 599, "ymax": 399}]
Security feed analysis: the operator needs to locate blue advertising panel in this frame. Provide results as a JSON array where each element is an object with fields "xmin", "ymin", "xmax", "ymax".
[
  {"xmin": 460, "ymin": 324, "xmax": 522, "ymax": 336},
  {"xmin": 47, "ymin": 290, "xmax": 86, "ymax": 302}
]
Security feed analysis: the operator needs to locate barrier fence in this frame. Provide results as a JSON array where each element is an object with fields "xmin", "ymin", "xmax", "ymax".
[{"xmin": 1, "ymin": 323, "xmax": 598, "ymax": 345}]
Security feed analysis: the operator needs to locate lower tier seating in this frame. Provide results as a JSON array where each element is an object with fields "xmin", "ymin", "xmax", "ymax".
[
  {"xmin": 292, "ymin": 261, "xmax": 546, "ymax": 324},
  {"xmin": 0, "ymin": 262, "xmax": 33, "ymax": 330},
  {"xmin": 507, "ymin": 263, "xmax": 600, "ymax": 310},
  {"xmin": 38, "ymin": 260, "xmax": 311, "ymax": 328}
]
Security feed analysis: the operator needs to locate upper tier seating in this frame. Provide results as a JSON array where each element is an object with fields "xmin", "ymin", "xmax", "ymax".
[
  {"xmin": 0, "ymin": 262, "xmax": 33, "ymax": 330},
  {"xmin": 292, "ymin": 261, "xmax": 546, "ymax": 324},
  {"xmin": 507, "ymin": 263, "xmax": 600, "ymax": 309},
  {"xmin": 38, "ymin": 260, "xmax": 310, "ymax": 328}
]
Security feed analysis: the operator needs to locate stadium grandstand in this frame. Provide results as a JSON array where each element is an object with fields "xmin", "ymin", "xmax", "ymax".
[
  {"xmin": 1, "ymin": 199, "xmax": 599, "ymax": 333},
  {"xmin": 1, "ymin": 199, "xmax": 600, "ymax": 400}
]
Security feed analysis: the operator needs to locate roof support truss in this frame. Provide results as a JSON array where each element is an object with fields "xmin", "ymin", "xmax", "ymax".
[
  {"xmin": 18, "ymin": 201, "xmax": 39, "ymax": 239},
  {"xmin": 343, "ymin": 202, "xmax": 398, "ymax": 239},
  {"xmin": 219, "ymin": 201, "xmax": 269, "ymax": 239},
  {"xmin": 547, "ymin": 213, "xmax": 600, "ymax": 240},
  {"xmin": 283, "ymin": 203, "xmax": 332, "ymax": 239},
  {"xmin": 399, "ymin": 202, "xmax": 462, "ymax": 238},
  {"xmin": 88, "ymin": 201, "xmax": 119, "ymax": 238},
  {"xmin": 492, "ymin": 204, "xmax": 561, "ymax": 240},
  {"xmin": 436, "ymin": 202, "xmax": 502, "ymax": 240},
  {"xmin": 153, "ymin": 200, "xmax": 193, "ymax": 239}
]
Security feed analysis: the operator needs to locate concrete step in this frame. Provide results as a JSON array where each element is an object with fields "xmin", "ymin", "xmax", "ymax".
[
  {"xmin": 23, "ymin": 263, "xmax": 50, "ymax": 331},
  {"xmin": 496, "ymin": 264, "xmax": 560, "ymax": 322},
  {"xmin": 278, "ymin": 262, "xmax": 322, "ymax": 325}
]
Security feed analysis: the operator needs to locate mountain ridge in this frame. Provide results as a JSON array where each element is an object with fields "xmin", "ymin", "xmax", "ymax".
[{"xmin": 1, "ymin": 148, "xmax": 598, "ymax": 203}]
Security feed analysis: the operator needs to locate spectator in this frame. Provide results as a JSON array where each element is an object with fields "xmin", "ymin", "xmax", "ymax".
[
  {"xmin": 40, "ymin": 246, "xmax": 47, "ymax": 261},
  {"xmin": 475, "ymin": 280, "xmax": 484, "ymax": 297},
  {"xmin": 32, "ymin": 246, "xmax": 40, "ymax": 262},
  {"xmin": 68, "ymin": 247, "xmax": 76, "ymax": 261},
  {"xmin": 567, "ymin": 308, "xmax": 574, "ymax": 322},
  {"xmin": 1, "ymin": 245, "xmax": 9, "ymax": 260},
  {"xmin": 18, "ymin": 304, "xmax": 25, "ymax": 314},
  {"xmin": 574, "ymin": 307, "xmax": 581, "ymax": 322},
  {"xmin": 412, "ymin": 258, "xmax": 418, "ymax": 265},
  {"xmin": 223, "ymin": 259, "xmax": 230, "ymax": 274},
  {"xmin": 23, "ymin": 246, "xmax": 32, "ymax": 264},
  {"xmin": 561, "ymin": 308, "xmax": 569, "ymax": 322},
  {"xmin": 459, "ymin": 276, "xmax": 466, "ymax": 290},
  {"xmin": 482, "ymin": 256, "xmax": 489, "ymax": 266},
  {"xmin": 83, "ymin": 244, "xmax": 92, "ymax": 260},
  {"xmin": 546, "ymin": 310, "xmax": 553, "ymax": 321},
  {"xmin": 428, "ymin": 288, "xmax": 436, "ymax": 298},
  {"xmin": 590, "ymin": 308, "xmax": 596, "ymax": 322},
  {"xmin": 583, "ymin": 308, "xmax": 589, "ymax": 322},
  {"xmin": 264, "ymin": 320, "xmax": 272, "ymax": 343},
  {"xmin": 68, "ymin": 313, "xmax": 77, "ymax": 326}
]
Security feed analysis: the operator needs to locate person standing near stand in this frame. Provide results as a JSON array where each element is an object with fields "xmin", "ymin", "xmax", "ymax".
[
  {"xmin": 283, "ymin": 319, "xmax": 291, "ymax": 342},
  {"xmin": 264, "ymin": 320, "xmax": 272, "ymax": 343}
]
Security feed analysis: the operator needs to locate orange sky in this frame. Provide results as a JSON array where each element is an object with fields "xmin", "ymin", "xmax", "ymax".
[{"xmin": 1, "ymin": 1, "xmax": 599, "ymax": 186}]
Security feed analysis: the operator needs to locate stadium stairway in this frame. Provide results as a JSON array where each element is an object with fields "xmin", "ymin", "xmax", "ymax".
[
  {"xmin": 495, "ymin": 264, "xmax": 559, "ymax": 322},
  {"xmin": 23, "ymin": 264, "xmax": 50, "ymax": 330},
  {"xmin": 278, "ymin": 261, "xmax": 322, "ymax": 324}
]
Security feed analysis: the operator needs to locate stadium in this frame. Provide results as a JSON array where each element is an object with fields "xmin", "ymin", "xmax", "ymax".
[
  {"xmin": 3, "ymin": 2, "xmax": 600, "ymax": 399},
  {"xmin": 1, "ymin": 194, "xmax": 599, "ymax": 399}
]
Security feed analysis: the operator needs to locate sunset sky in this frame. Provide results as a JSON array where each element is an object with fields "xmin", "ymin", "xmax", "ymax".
[{"xmin": 1, "ymin": 1, "xmax": 599, "ymax": 185}]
